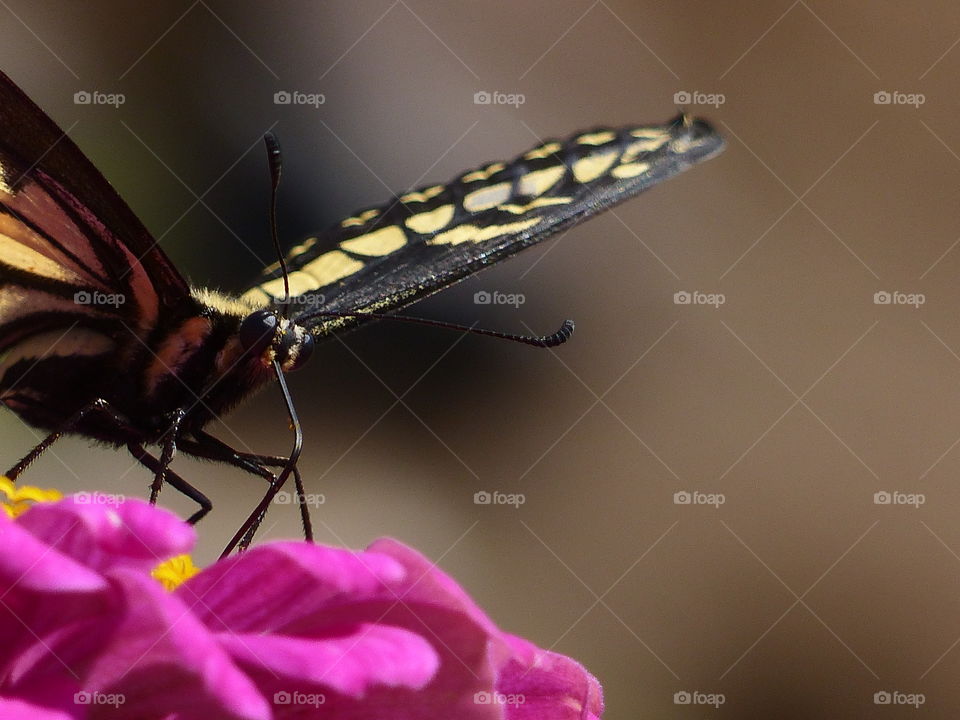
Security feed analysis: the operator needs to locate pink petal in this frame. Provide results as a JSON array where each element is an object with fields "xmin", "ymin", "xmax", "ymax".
[
  {"xmin": 3, "ymin": 615, "xmax": 115, "ymax": 696},
  {"xmin": 367, "ymin": 538, "xmax": 501, "ymax": 636},
  {"xmin": 0, "ymin": 696, "xmax": 77, "ymax": 720},
  {"xmin": 16, "ymin": 497, "xmax": 194, "ymax": 575},
  {"xmin": 307, "ymin": 597, "xmax": 501, "ymax": 719},
  {"xmin": 83, "ymin": 570, "xmax": 269, "ymax": 720},
  {"xmin": 198, "ymin": 540, "xmax": 502, "ymax": 719},
  {"xmin": 219, "ymin": 622, "xmax": 438, "ymax": 697},
  {"xmin": 496, "ymin": 635, "xmax": 603, "ymax": 720},
  {"xmin": 370, "ymin": 539, "xmax": 603, "ymax": 720},
  {"xmin": 1, "ymin": 671, "xmax": 92, "ymax": 719},
  {"xmin": 179, "ymin": 542, "xmax": 406, "ymax": 633},
  {"xmin": 0, "ymin": 514, "xmax": 114, "ymax": 681},
  {"xmin": 0, "ymin": 512, "xmax": 107, "ymax": 593}
]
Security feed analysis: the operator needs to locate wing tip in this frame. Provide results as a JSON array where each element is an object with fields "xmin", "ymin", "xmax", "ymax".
[{"xmin": 669, "ymin": 112, "xmax": 726, "ymax": 158}]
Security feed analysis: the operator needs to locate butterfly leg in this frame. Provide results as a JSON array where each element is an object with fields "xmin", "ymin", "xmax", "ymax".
[
  {"xmin": 5, "ymin": 398, "xmax": 131, "ymax": 481},
  {"xmin": 190, "ymin": 429, "xmax": 311, "ymax": 519},
  {"xmin": 127, "ymin": 442, "xmax": 212, "ymax": 524},
  {"xmin": 179, "ymin": 430, "xmax": 313, "ymax": 544},
  {"xmin": 149, "ymin": 409, "xmax": 186, "ymax": 505},
  {"xmin": 4, "ymin": 397, "xmax": 205, "ymax": 523},
  {"xmin": 232, "ymin": 462, "xmax": 301, "ymax": 554},
  {"xmin": 239, "ymin": 463, "xmax": 309, "ymax": 548}
]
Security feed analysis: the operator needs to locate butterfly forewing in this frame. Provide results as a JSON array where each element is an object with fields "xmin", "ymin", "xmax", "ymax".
[{"xmin": 241, "ymin": 116, "xmax": 724, "ymax": 336}]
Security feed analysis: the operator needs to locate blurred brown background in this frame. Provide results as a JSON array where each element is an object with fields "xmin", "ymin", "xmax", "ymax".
[{"xmin": 3, "ymin": 1, "xmax": 960, "ymax": 717}]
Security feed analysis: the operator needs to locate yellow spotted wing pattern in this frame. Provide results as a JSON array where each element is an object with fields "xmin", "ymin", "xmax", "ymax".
[{"xmin": 241, "ymin": 115, "xmax": 724, "ymax": 335}]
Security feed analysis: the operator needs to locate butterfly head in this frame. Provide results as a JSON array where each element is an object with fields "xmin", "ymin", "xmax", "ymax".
[{"xmin": 238, "ymin": 309, "xmax": 314, "ymax": 372}]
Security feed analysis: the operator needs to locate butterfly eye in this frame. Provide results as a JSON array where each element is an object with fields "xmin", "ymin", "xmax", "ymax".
[
  {"xmin": 239, "ymin": 310, "xmax": 279, "ymax": 355},
  {"xmin": 279, "ymin": 325, "xmax": 314, "ymax": 371}
]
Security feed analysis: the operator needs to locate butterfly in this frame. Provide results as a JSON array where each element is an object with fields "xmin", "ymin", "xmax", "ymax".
[{"xmin": 0, "ymin": 70, "xmax": 724, "ymax": 554}]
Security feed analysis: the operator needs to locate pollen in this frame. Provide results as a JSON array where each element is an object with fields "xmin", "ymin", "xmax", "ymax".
[
  {"xmin": 0, "ymin": 475, "xmax": 62, "ymax": 517},
  {"xmin": 152, "ymin": 553, "xmax": 201, "ymax": 591}
]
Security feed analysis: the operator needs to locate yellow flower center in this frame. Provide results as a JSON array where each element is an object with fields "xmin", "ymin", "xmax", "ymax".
[
  {"xmin": 0, "ymin": 476, "xmax": 62, "ymax": 517},
  {"xmin": 151, "ymin": 554, "xmax": 201, "ymax": 591}
]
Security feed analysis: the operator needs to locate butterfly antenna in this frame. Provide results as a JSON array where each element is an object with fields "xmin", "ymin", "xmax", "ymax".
[
  {"xmin": 308, "ymin": 309, "xmax": 574, "ymax": 348},
  {"xmin": 264, "ymin": 132, "xmax": 290, "ymax": 305}
]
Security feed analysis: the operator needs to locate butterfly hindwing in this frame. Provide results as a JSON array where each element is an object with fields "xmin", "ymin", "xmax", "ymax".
[
  {"xmin": 0, "ymin": 71, "xmax": 197, "ymax": 423},
  {"xmin": 0, "ymin": 71, "xmax": 191, "ymax": 349},
  {"xmin": 241, "ymin": 116, "xmax": 724, "ymax": 335}
]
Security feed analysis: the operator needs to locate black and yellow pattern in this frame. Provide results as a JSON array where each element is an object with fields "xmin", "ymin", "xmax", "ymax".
[
  {"xmin": 0, "ymin": 67, "xmax": 723, "ymax": 539},
  {"xmin": 242, "ymin": 115, "xmax": 724, "ymax": 336}
]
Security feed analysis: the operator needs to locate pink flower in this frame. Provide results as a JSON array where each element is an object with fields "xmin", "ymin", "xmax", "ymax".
[{"xmin": 0, "ymin": 496, "xmax": 603, "ymax": 719}]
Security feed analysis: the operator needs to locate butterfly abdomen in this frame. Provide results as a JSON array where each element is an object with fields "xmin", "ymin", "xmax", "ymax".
[
  {"xmin": 0, "ymin": 287, "xmax": 273, "ymax": 442},
  {"xmin": 0, "ymin": 328, "xmax": 120, "ymax": 434}
]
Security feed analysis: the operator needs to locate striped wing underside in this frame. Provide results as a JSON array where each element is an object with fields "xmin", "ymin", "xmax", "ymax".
[
  {"xmin": 0, "ymin": 71, "xmax": 191, "ymax": 355},
  {"xmin": 241, "ymin": 115, "xmax": 724, "ymax": 336}
]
